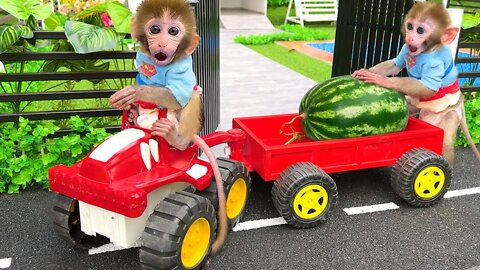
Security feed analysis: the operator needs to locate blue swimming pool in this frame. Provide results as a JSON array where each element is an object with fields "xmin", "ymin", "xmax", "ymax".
[{"xmin": 308, "ymin": 42, "xmax": 479, "ymax": 86}]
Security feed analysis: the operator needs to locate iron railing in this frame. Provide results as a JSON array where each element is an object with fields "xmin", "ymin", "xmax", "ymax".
[{"xmin": 0, "ymin": 0, "xmax": 220, "ymax": 136}]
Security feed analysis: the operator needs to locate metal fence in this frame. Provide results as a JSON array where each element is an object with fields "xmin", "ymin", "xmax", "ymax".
[
  {"xmin": 331, "ymin": 0, "xmax": 415, "ymax": 77},
  {"xmin": 448, "ymin": 0, "xmax": 480, "ymax": 93},
  {"xmin": 0, "ymin": 0, "xmax": 220, "ymax": 136}
]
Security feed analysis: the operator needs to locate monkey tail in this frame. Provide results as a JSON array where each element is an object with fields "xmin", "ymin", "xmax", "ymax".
[
  {"xmin": 192, "ymin": 135, "xmax": 228, "ymax": 257},
  {"xmin": 179, "ymin": 90, "xmax": 202, "ymax": 141},
  {"xmin": 459, "ymin": 103, "xmax": 480, "ymax": 163}
]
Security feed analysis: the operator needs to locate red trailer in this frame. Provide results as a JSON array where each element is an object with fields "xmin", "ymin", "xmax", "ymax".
[{"xmin": 232, "ymin": 113, "xmax": 451, "ymax": 228}]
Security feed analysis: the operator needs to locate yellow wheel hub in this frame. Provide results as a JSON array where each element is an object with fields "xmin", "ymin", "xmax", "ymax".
[
  {"xmin": 293, "ymin": 184, "xmax": 329, "ymax": 220},
  {"xmin": 226, "ymin": 178, "xmax": 247, "ymax": 219},
  {"xmin": 414, "ymin": 166, "xmax": 445, "ymax": 199},
  {"xmin": 181, "ymin": 217, "xmax": 210, "ymax": 268}
]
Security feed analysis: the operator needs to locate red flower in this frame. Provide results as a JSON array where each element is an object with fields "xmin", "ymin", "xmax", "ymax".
[{"xmin": 101, "ymin": 13, "xmax": 113, "ymax": 27}]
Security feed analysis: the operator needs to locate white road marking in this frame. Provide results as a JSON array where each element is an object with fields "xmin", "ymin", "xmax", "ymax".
[
  {"xmin": 0, "ymin": 258, "xmax": 12, "ymax": 269},
  {"xmin": 232, "ymin": 217, "xmax": 287, "ymax": 232},
  {"xmin": 343, "ymin": 202, "xmax": 399, "ymax": 215},
  {"xmin": 444, "ymin": 187, "xmax": 480, "ymax": 198},
  {"xmin": 88, "ymin": 241, "xmax": 141, "ymax": 255}
]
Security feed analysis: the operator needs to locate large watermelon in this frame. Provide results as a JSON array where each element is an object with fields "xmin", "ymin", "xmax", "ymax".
[{"xmin": 299, "ymin": 75, "xmax": 408, "ymax": 140}]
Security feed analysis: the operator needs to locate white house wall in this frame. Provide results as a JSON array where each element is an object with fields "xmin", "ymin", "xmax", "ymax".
[{"xmin": 220, "ymin": 0, "xmax": 266, "ymax": 14}]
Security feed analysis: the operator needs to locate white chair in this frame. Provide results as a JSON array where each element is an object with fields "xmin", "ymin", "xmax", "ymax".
[{"xmin": 284, "ymin": 0, "xmax": 338, "ymax": 27}]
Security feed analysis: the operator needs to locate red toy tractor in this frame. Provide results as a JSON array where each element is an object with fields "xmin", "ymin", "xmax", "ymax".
[{"xmin": 48, "ymin": 109, "xmax": 251, "ymax": 269}]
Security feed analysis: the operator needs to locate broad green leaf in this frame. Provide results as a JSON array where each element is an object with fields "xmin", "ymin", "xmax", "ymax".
[
  {"xmin": 0, "ymin": 0, "xmax": 53, "ymax": 20},
  {"xmin": 0, "ymin": 25, "xmax": 21, "ymax": 53},
  {"xmin": 26, "ymin": 15, "xmax": 37, "ymax": 30},
  {"xmin": 0, "ymin": 25, "xmax": 32, "ymax": 53},
  {"xmin": 462, "ymin": 14, "xmax": 480, "ymax": 29},
  {"xmin": 65, "ymin": 20, "xmax": 124, "ymax": 53},
  {"xmin": 44, "ymin": 13, "xmax": 65, "ymax": 31},
  {"xmin": 19, "ymin": 25, "xmax": 34, "ymax": 39},
  {"xmin": 106, "ymin": 1, "xmax": 134, "ymax": 34}
]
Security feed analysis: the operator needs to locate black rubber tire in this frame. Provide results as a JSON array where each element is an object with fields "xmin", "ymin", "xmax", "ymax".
[
  {"xmin": 271, "ymin": 162, "xmax": 338, "ymax": 229},
  {"xmin": 196, "ymin": 157, "xmax": 251, "ymax": 229},
  {"xmin": 52, "ymin": 193, "xmax": 109, "ymax": 249},
  {"xmin": 391, "ymin": 148, "xmax": 452, "ymax": 207},
  {"xmin": 139, "ymin": 191, "xmax": 216, "ymax": 270}
]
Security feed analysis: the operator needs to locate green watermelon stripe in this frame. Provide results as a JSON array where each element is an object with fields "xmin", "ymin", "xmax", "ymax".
[
  {"xmin": 307, "ymin": 99, "xmax": 407, "ymax": 121},
  {"xmin": 307, "ymin": 109, "xmax": 407, "ymax": 130}
]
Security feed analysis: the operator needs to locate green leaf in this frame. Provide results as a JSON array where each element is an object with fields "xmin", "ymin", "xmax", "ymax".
[
  {"xmin": 462, "ymin": 14, "xmax": 480, "ymax": 29},
  {"xmin": 41, "ymin": 152, "xmax": 59, "ymax": 166},
  {"xmin": 0, "ymin": 181, "xmax": 5, "ymax": 193},
  {"xmin": 67, "ymin": 59, "xmax": 110, "ymax": 72},
  {"xmin": 65, "ymin": 20, "xmax": 124, "ymax": 53},
  {"xmin": 68, "ymin": 115, "xmax": 85, "ymax": 131},
  {"xmin": 71, "ymin": 145, "xmax": 83, "ymax": 157},
  {"xmin": 18, "ymin": 25, "xmax": 34, "ymax": 39},
  {"xmin": 8, "ymin": 183, "xmax": 20, "ymax": 194},
  {"xmin": 26, "ymin": 15, "xmax": 37, "ymax": 30},
  {"xmin": 62, "ymin": 133, "xmax": 82, "ymax": 146},
  {"xmin": 44, "ymin": 13, "xmax": 65, "ymax": 31},
  {"xmin": 0, "ymin": 0, "xmax": 53, "ymax": 20},
  {"xmin": 33, "ymin": 124, "xmax": 58, "ymax": 138},
  {"xmin": 106, "ymin": 1, "xmax": 134, "ymax": 34},
  {"xmin": 0, "ymin": 25, "xmax": 27, "ymax": 53}
]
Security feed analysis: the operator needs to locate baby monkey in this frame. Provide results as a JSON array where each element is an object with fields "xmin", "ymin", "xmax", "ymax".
[
  {"xmin": 353, "ymin": 2, "xmax": 480, "ymax": 165},
  {"xmin": 109, "ymin": 0, "xmax": 228, "ymax": 262}
]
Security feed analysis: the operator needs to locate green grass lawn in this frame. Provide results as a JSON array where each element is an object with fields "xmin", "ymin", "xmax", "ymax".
[
  {"xmin": 247, "ymin": 44, "xmax": 332, "ymax": 83},
  {"xmin": 241, "ymin": 5, "xmax": 337, "ymax": 83}
]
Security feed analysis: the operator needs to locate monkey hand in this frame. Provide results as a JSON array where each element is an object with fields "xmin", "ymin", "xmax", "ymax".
[
  {"xmin": 151, "ymin": 118, "xmax": 190, "ymax": 150},
  {"xmin": 127, "ymin": 105, "xmax": 140, "ymax": 126},
  {"xmin": 352, "ymin": 69, "xmax": 394, "ymax": 89},
  {"xmin": 110, "ymin": 85, "xmax": 138, "ymax": 110}
]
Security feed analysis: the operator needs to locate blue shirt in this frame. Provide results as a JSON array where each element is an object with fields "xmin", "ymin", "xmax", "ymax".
[
  {"xmin": 393, "ymin": 44, "xmax": 458, "ymax": 91},
  {"xmin": 135, "ymin": 51, "xmax": 196, "ymax": 108}
]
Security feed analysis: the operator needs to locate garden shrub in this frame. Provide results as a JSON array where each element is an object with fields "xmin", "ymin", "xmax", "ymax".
[
  {"xmin": 0, "ymin": 116, "xmax": 111, "ymax": 194},
  {"xmin": 234, "ymin": 24, "xmax": 329, "ymax": 45},
  {"xmin": 267, "ymin": 0, "xmax": 290, "ymax": 7}
]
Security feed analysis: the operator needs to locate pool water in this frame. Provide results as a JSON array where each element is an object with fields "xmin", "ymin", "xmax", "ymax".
[{"xmin": 308, "ymin": 42, "xmax": 479, "ymax": 86}]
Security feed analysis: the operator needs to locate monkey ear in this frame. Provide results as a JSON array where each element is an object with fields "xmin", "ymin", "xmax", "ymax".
[
  {"xmin": 130, "ymin": 17, "xmax": 138, "ymax": 42},
  {"xmin": 441, "ymin": 26, "xmax": 459, "ymax": 45},
  {"xmin": 185, "ymin": 33, "xmax": 200, "ymax": 55}
]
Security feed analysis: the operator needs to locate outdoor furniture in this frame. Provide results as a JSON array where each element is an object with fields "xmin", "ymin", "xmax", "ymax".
[{"xmin": 284, "ymin": 0, "xmax": 338, "ymax": 27}]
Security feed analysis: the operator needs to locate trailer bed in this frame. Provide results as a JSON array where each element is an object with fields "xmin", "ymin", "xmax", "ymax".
[{"xmin": 232, "ymin": 113, "xmax": 443, "ymax": 181}]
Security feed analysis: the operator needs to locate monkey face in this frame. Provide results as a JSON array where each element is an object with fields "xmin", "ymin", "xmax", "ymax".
[
  {"xmin": 403, "ymin": 18, "xmax": 434, "ymax": 56},
  {"xmin": 144, "ymin": 17, "xmax": 186, "ymax": 66}
]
